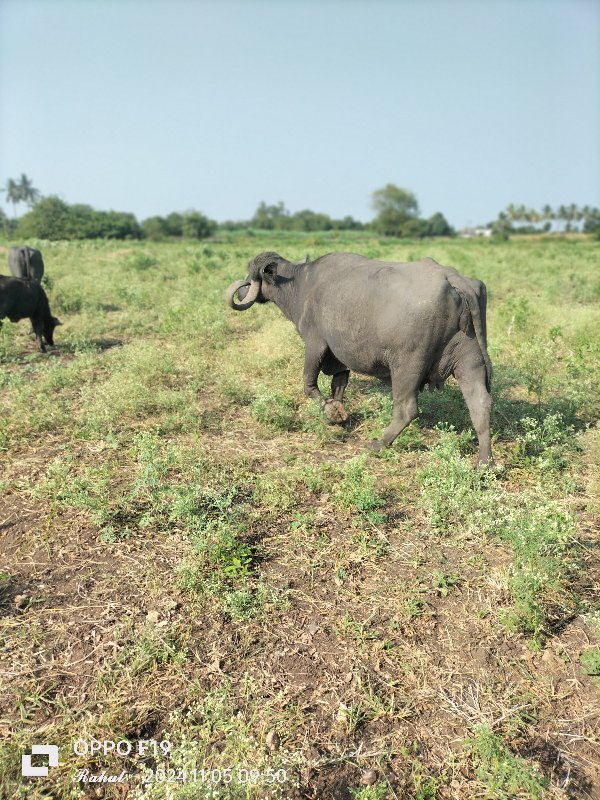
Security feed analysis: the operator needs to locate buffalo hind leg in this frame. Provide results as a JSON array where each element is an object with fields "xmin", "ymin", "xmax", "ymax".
[
  {"xmin": 367, "ymin": 379, "xmax": 419, "ymax": 453},
  {"xmin": 455, "ymin": 364, "xmax": 492, "ymax": 465}
]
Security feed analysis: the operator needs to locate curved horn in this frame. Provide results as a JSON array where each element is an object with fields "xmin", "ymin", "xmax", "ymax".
[{"xmin": 225, "ymin": 278, "xmax": 261, "ymax": 311}]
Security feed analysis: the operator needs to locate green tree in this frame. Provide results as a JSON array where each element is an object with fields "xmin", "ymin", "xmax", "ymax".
[
  {"xmin": 371, "ymin": 184, "xmax": 419, "ymax": 236},
  {"xmin": 142, "ymin": 216, "xmax": 169, "ymax": 241},
  {"xmin": 289, "ymin": 209, "xmax": 333, "ymax": 232},
  {"xmin": 582, "ymin": 207, "xmax": 600, "ymax": 237},
  {"xmin": 424, "ymin": 212, "xmax": 455, "ymax": 237},
  {"xmin": 17, "ymin": 196, "xmax": 72, "ymax": 238},
  {"xmin": 181, "ymin": 211, "xmax": 216, "ymax": 239},
  {"xmin": 165, "ymin": 212, "xmax": 184, "ymax": 237},
  {"xmin": 333, "ymin": 215, "xmax": 364, "ymax": 231},
  {"xmin": 18, "ymin": 196, "xmax": 142, "ymax": 240},
  {"xmin": 251, "ymin": 201, "xmax": 290, "ymax": 230}
]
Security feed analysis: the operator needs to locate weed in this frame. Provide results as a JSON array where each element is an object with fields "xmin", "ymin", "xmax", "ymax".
[
  {"xmin": 431, "ymin": 571, "xmax": 460, "ymax": 596},
  {"xmin": 334, "ymin": 456, "xmax": 387, "ymax": 521},
  {"xmin": 349, "ymin": 783, "xmax": 391, "ymax": 800},
  {"xmin": 464, "ymin": 725, "xmax": 548, "ymax": 799},
  {"xmin": 511, "ymin": 413, "xmax": 574, "ymax": 470},
  {"xmin": 126, "ymin": 251, "xmax": 158, "ymax": 271},
  {"xmin": 580, "ymin": 648, "xmax": 600, "ymax": 676}
]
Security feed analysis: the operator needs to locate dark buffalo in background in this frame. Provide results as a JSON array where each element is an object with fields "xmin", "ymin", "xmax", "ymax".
[
  {"xmin": 226, "ymin": 251, "xmax": 493, "ymax": 464},
  {"xmin": 8, "ymin": 246, "xmax": 45, "ymax": 283},
  {"xmin": 0, "ymin": 276, "xmax": 61, "ymax": 352}
]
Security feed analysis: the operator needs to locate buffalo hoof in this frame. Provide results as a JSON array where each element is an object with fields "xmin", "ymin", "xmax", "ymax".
[
  {"xmin": 366, "ymin": 439, "xmax": 385, "ymax": 454},
  {"xmin": 323, "ymin": 400, "xmax": 348, "ymax": 424}
]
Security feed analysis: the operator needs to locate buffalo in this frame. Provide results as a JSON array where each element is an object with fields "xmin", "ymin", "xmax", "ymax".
[
  {"xmin": 8, "ymin": 246, "xmax": 45, "ymax": 283},
  {"xmin": 0, "ymin": 276, "xmax": 61, "ymax": 352},
  {"xmin": 226, "ymin": 252, "xmax": 493, "ymax": 464}
]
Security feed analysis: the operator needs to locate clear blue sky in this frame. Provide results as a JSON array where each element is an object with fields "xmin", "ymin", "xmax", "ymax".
[{"xmin": 1, "ymin": 0, "xmax": 599, "ymax": 228}]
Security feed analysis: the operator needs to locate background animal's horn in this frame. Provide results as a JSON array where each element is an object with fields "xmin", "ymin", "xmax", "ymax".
[{"xmin": 225, "ymin": 278, "xmax": 261, "ymax": 310}]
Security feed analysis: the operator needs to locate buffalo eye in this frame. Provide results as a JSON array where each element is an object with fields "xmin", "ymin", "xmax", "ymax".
[{"xmin": 262, "ymin": 261, "xmax": 278, "ymax": 283}]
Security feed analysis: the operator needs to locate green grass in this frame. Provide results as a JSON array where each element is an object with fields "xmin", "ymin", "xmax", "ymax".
[{"xmin": 1, "ymin": 234, "xmax": 599, "ymax": 799}]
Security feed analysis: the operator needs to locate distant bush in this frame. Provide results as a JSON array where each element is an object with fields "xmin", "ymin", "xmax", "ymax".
[
  {"xmin": 17, "ymin": 196, "xmax": 142, "ymax": 240},
  {"xmin": 247, "ymin": 201, "xmax": 365, "ymax": 232},
  {"xmin": 141, "ymin": 210, "xmax": 216, "ymax": 241}
]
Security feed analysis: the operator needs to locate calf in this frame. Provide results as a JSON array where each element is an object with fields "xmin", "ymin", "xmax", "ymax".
[{"xmin": 0, "ymin": 276, "xmax": 61, "ymax": 352}]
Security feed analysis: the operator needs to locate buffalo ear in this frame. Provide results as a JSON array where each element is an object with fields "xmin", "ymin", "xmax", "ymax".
[{"xmin": 261, "ymin": 260, "xmax": 278, "ymax": 284}]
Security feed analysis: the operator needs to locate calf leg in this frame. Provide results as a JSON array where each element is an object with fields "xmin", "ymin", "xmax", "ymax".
[
  {"xmin": 455, "ymin": 361, "xmax": 492, "ymax": 465},
  {"xmin": 367, "ymin": 373, "xmax": 419, "ymax": 453}
]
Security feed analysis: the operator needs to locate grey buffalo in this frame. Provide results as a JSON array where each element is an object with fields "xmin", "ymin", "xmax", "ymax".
[
  {"xmin": 0, "ymin": 276, "xmax": 61, "ymax": 352},
  {"xmin": 226, "ymin": 252, "xmax": 493, "ymax": 464},
  {"xmin": 8, "ymin": 246, "xmax": 45, "ymax": 283}
]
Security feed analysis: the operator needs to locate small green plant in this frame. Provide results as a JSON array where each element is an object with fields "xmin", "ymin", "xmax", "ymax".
[
  {"xmin": 403, "ymin": 595, "xmax": 428, "ymax": 620},
  {"xmin": 102, "ymin": 626, "xmax": 188, "ymax": 683},
  {"xmin": 126, "ymin": 251, "xmax": 158, "ymax": 271},
  {"xmin": 352, "ymin": 528, "xmax": 389, "ymax": 558},
  {"xmin": 349, "ymin": 781, "xmax": 391, "ymax": 799},
  {"xmin": 580, "ymin": 648, "xmax": 600, "ymax": 676},
  {"xmin": 220, "ymin": 376, "xmax": 253, "ymax": 405},
  {"xmin": 465, "ymin": 725, "xmax": 548, "ymax": 799},
  {"xmin": 290, "ymin": 510, "xmax": 315, "ymax": 531},
  {"xmin": 511, "ymin": 413, "xmax": 574, "ymax": 470},
  {"xmin": 223, "ymin": 583, "xmax": 276, "ymax": 621},
  {"xmin": 53, "ymin": 287, "xmax": 84, "ymax": 314},
  {"xmin": 431, "ymin": 571, "xmax": 460, "ymax": 597},
  {"xmin": 335, "ymin": 456, "xmax": 387, "ymax": 522}
]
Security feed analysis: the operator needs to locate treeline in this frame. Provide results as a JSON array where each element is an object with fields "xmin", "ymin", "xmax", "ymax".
[
  {"xmin": 231, "ymin": 201, "xmax": 366, "ymax": 233},
  {"xmin": 1, "ymin": 178, "xmax": 456, "ymax": 242},
  {"xmin": 2, "ymin": 174, "xmax": 599, "ymax": 241},
  {"xmin": 8, "ymin": 197, "xmax": 216, "ymax": 242},
  {"xmin": 4, "ymin": 196, "xmax": 367, "ymax": 242}
]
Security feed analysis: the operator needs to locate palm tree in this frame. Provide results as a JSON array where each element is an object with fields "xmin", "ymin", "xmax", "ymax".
[
  {"xmin": 1, "ymin": 178, "xmax": 22, "ymax": 218},
  {"xmin": 557, "ymin": 205, "xmax": 568, "ymax": 232},
  {"xmin": 505, "ymin": 203, "xmax": 518, "ymax": 223},
  {"xmin": 542, "ymin": 205, "xmax": 554, "ymax": 227},
  {"xmin": 2, "ymin": 174, "xmax": 40, "ymax": 218},
  {"xmin": 18, "ymin": 173, "xmax": 40, "ymax": 207},
  {"xmin": 567, "ymin": 203, "xmax": 580, "ymax": 231}
]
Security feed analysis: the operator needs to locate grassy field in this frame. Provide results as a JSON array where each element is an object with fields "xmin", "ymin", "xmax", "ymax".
[{"xmin": 1, "ymin": 234, "xmax": 599, "ymax": 799}]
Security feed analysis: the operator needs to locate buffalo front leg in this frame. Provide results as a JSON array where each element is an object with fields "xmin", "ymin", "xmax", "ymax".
[
  {"xmin": 367, "ymin": 375, "xmax": 419, "ymax": 453},
  {"xmin": 303, "ymin": 342, "xmax": 347, "ymax": 424},
  {"xmin": 31, "ymin": 317, "xmax": 47, "ymax": 353}
]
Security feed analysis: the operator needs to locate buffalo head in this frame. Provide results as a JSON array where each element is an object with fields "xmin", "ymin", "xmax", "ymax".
[{"xmin": 225, "ymin": 252, "xmax": 287, "ymax": 311}]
